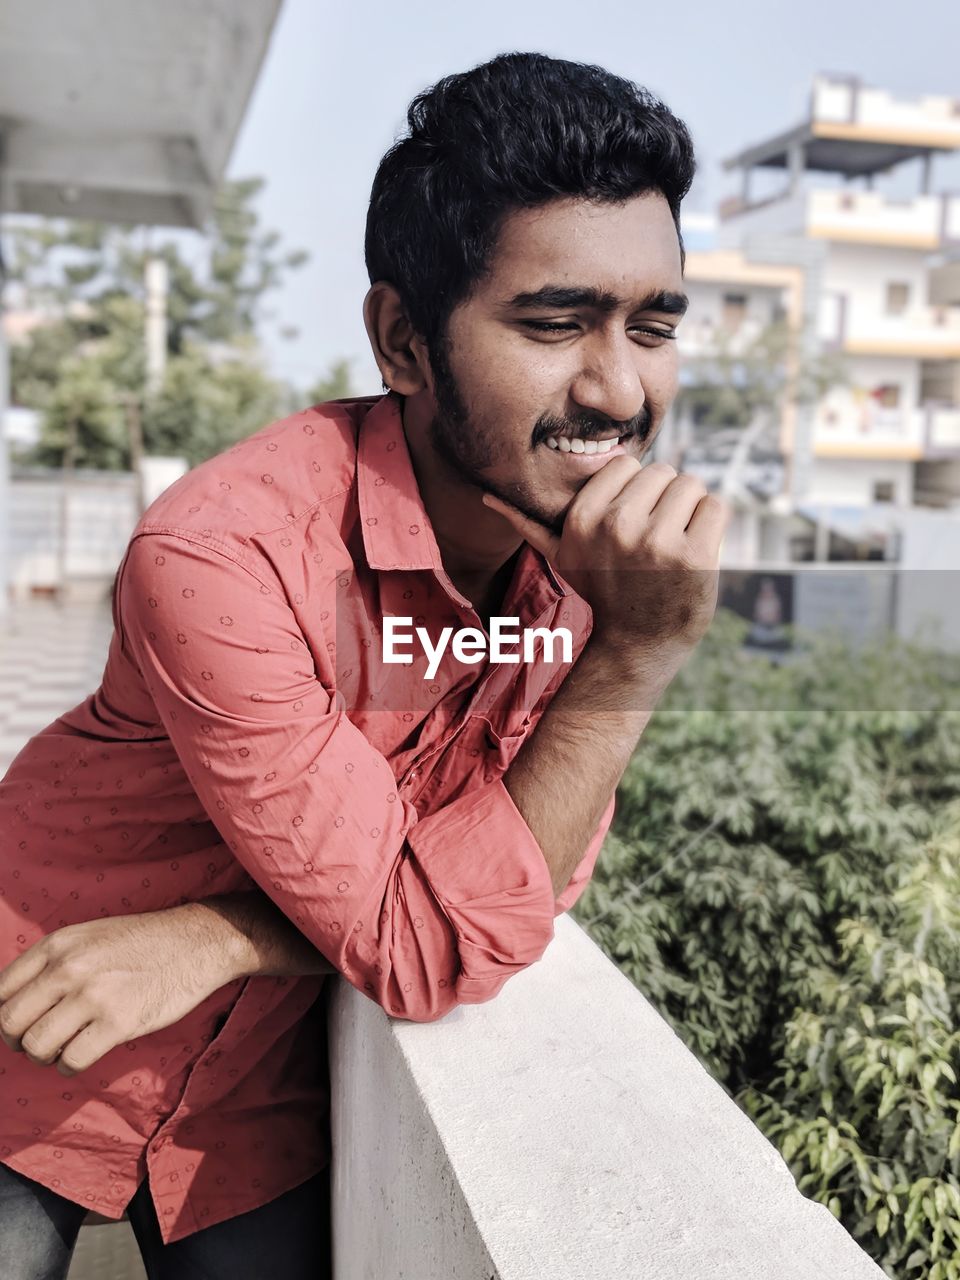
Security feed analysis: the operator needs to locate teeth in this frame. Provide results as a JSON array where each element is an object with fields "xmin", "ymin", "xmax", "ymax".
[{"xmin": 544, "ymin": 435, "xmax": 621, "ymax": 454}]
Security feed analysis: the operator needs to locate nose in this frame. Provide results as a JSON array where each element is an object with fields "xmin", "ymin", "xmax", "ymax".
[{"xmin": 568, "ymin": 330, "xmax": 646, "ymax": 427}]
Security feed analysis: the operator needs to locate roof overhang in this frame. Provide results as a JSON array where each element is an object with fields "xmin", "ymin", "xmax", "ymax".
[
  {"xmin": 0, "ymin": 0, "xmax": 282, "ymax": 228},
  {"xmin": 723, "ymin": 120, "xmax": 957, "ymax": 179}
]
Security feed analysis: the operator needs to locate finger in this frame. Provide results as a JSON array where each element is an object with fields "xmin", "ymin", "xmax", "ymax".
[
  {"xmin": 0, "ymin": 969, "xmax": 68, "ymax": 1052},
  {"xmin": 20, "ymin": 999, "xmax": 91, "ymax": 1068},
  {"xmin": 686, "ymin": 493, "xmax": 732, "ymax": 551},
  {"xmin": 570, "ymin": 465, "xmax": 686, "ymax": 555},
  {"xmin": 556, "ymin": 455, "xmax": 648, "ymax": 534},
  {"xmin": 646, "ymin": 474, "xmax": 711, "ymax": 533},
  {"xmin": 56, "ymin": 1021, "xmax": 117, "ymax": 1077},
  {"xmin": 567, "ymin": 461, "xmax": 678, "ymax": 549},
  {"xmin": 0, "ymin": 939, "xmax": 51, "ymax": 1003},
  {"xmin": 481, "ymin": 493, "xmax": 561, "ymax": 562}
]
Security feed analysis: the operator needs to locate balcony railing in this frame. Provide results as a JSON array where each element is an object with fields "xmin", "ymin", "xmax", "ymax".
[
  {"xmin": 720, "ymin": 188, "xmax": 960, "ymax": 250},
  {"xmin": 924, "ymin": 403, "xmax": 960, "ymax": 454},
  {"xmin": 817, "ymin": 297, "xmax": 960, "ymax": 358},
  {"xmin": 811, "ymin": 74, "xmax": 960, "ymax": 147},
  {"xmin": 327, "ymin": 915, "xmax": 886, "ymax": 1279}
]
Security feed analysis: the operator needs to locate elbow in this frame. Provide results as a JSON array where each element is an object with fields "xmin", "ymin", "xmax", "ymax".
[
  {"xmin": 356, "ymin": 934, "xmax": 554, "ymax": 1025},
  {"xmin": 375, "ymin": 968, "xmax": 461, "ymax": 1023}
]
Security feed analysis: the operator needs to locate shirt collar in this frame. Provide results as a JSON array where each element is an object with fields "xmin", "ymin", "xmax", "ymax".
[{"xmin": 356, "ymin": 391, "xmax": 571, "ymax": 602}]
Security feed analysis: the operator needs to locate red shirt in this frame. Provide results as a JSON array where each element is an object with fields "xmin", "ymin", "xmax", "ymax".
[{"xmin": 0, "ymin": 391, "xmax": 614, "ymax": 1241}]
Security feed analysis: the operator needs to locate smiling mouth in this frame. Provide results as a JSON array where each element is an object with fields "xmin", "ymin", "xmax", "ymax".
[{"xmin": 543, "ymin": 432, "xmax": 630, "ymax": 455}]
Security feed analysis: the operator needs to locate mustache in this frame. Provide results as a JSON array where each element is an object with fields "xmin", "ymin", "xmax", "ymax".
[{"xmin": 536, "ymin": 404, "xmax": 652, "ymax": 444}]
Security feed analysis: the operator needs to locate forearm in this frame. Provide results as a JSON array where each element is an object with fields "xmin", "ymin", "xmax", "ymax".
[
  {"xmin": 148, "ymin": 637, "xmax": 682, "ymax": 981},
  {"xmin": 503, "ymin": 634, "xmax": 686, "ymax": 899},
  {"xmin": 177, "ymin": 892, "xmax": 338, "ymax": 982}
]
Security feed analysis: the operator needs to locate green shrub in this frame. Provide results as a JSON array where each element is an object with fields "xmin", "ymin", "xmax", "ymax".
[{"xmin": 571, "ymin": 610, "xmax": 960, "ymax": 1278}]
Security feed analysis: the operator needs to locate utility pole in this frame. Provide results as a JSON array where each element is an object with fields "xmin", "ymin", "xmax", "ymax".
[
  {"xmin": 0, "ymin": 163, "xmax": 12, "ymax": 622},
  {"xmin": 144, "ymin": 254, "xmax": 168, "ymax": 400},
  {"xmin": 123, "ymin": 395, "xmax": 147, "ymax": 518},
  {"xmin": 56, "ymin": 416, "xmax": 79, "ymax": 598}
]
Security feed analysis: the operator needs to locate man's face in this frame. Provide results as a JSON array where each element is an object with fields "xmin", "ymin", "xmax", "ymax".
[{"xmin": 423, "ymin": 193, "xmax": 687, "ymax": 537}]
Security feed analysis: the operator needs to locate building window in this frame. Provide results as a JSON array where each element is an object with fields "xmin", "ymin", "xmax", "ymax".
[
  {"xmin": 721, "ymin": 293, "xmax": 748, "ymax": 332},
  {"xmin": 873, "ymin": 481, "xmax": 895, "ymax": 503},
  {"xmin": 885, "ymin": 282, "xmax": 910, "ymax": 315},
  {"xmin": 874, "ymin": 384, "xmax": 901, "ymax": 409}
]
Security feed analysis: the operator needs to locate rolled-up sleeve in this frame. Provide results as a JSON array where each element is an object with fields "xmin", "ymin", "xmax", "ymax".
[{"xmin": 115, "ymin": 530, "xmax": 557, "ymax": 1022}]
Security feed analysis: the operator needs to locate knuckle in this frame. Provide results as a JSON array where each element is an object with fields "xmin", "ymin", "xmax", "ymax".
[
  {"xmin": 43, "ymin": 933, "xmax": 66, "ymax": 958},
  {"xmin": 601, "ymin": 506, "xmax": 634, "ymax": 545},
  {"xmin": 563, "ymin": 508, "xmax": 592, "ymax": 542},
  {"xmin": 641, "ymin": 530, "xmax": 674, "ymax": 561},
  {"xmin": 0, "ymin": 1004, "xmax": 22, "ymax": 1038},
  {"xmin": 56, "ymin": 954, "xmax": 89, "ymax": 986},
  {"xmin": 678, "ymin": 475, "xmax": 708, "ymax": 498}
]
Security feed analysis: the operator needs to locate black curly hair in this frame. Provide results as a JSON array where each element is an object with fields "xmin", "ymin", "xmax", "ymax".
[{"xmin": 365, "ymin": 51, "xmax": 696, "ymax": 365}]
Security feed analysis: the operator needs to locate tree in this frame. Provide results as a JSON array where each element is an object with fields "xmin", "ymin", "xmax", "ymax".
[
  {"xmin": 305, "ymin": 357, "xmax": 357, "ymax": 407},
  {"xmin": 571, "ymin": 613, "xmax": 960, "ymax": 1278},
  {"xmin": 5, "ymin": 178, "xmax": 356, "ymax": 470},
  {"xmin": 675, "ymin": 316, "xmax": 849, "ymax": 500}
]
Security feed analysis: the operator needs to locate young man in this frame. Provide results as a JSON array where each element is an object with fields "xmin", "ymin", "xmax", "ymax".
[{"xmin": 0, "ymin": 51, "xmax": 727, "ymax": 1278}]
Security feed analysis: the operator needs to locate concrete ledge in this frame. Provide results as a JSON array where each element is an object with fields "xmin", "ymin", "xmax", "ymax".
[{"xmin": 328, "ymin": 913, "xmax": 885, "ymax": 1280}]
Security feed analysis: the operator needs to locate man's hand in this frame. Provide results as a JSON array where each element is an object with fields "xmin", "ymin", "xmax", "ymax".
[
  {"xmin": 0, "ymin": 905, "xmax": 248, "ymax": 1075},
  {"xmin": 483, "ymin": 457, "xmax": 730, "ymax": 665}
]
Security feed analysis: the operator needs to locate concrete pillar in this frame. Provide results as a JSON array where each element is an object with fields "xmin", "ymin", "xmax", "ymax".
[
  {"xmin": 144, "ymin": 255, "xmax": 168, "ymax": 400},
  {"xmin": 787, "ymin": 143, "xmax": 805, "ymax": 195},
  {"xmin": 921, "ymin": 152, "xmax": 933, "ymax": 196},
  {"xmin": 0, "ymin": 212, "xmax": 10, "ymax": 622}
]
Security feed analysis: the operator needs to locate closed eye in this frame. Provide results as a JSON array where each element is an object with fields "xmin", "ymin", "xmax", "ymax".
[{"xmin": 521, "ymin": 321, "xmax": 677, "ymax": 341}]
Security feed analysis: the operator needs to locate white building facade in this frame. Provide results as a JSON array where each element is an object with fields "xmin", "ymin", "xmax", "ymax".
[{"xmin": 672, "ymin": 73, "xmax": 960, "ymax": 574}]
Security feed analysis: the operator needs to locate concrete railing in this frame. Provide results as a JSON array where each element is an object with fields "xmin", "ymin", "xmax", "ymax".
[{"xmin": 327, "ymin": 913, "xmax": 886, "ymax": 1280}]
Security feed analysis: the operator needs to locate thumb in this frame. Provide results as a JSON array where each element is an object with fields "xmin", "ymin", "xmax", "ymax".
[{"xmin": 481, "ymin": 493, "xmax": 561, "ymax": 562}]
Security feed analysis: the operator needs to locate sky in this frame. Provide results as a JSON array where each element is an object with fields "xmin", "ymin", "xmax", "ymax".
[{"xmin": 227, "ymin": 0, "xmax": 960, "ymax": 398}]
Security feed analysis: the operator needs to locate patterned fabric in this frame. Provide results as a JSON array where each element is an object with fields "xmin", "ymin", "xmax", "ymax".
[{"xmin": 0, "ymin": 391, "xmax": 615, "ymax": 1241}]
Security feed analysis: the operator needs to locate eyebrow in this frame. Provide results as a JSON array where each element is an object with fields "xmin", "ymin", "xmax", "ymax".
[{"xmin": 501, "ymin": 285, "xmax": 689, "ymax": 318}]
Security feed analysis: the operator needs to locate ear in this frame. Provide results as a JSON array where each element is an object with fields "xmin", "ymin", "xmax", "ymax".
[{"xmin": 362, "ymin": 283, "xmax": 431, "ymax": 396}]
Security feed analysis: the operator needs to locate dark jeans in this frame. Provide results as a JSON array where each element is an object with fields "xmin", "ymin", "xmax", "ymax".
[{"xmin": 0, "ymin": 1160, "xmax": 332, "ymax": 1280}]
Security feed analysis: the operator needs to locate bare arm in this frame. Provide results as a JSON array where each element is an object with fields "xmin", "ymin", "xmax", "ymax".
[
  {"xmin": 501, "ymin": 637, "xmax": 676, "ymax": 899},
  {"xmin": 0, "ymin": 893, "xmax": 337, "ymax": 1074},
  {"xmin": 197, "ymin": 892, "xmax": 338, "ymax": 979},
  {"xmin": 484, "ymin": 459, "xmax": 729, "ymax": 900}
]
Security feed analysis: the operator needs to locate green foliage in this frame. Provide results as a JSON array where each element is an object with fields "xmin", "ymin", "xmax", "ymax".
[
  {"xmin": 305, "ymin": 357, "xmax": 357, "ymax": 407},
  {"xmin": 678, "ymin": 316, "xmax": 849, "ymax": 430},
  {"xmin": 571, "ymin": 611, "xmax": 960, "ymax": 1278},
  {"xmin": 6, "ymin": 179, "xmax": 356, "ymax": 469}
]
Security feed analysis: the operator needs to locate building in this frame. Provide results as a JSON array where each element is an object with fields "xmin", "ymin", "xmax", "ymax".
[
  {"xmin": 0, "ymin": 0, "xmax": 284, "ymax": 619},
  {"xmin": 672, "ymin": 73, "xmax": 960, "ymax": 576}
]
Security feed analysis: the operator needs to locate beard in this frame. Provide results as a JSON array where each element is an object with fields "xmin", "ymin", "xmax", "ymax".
[{"xmin": 426, "ymin": 333, "xmax": 654, "ymax": 539}]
